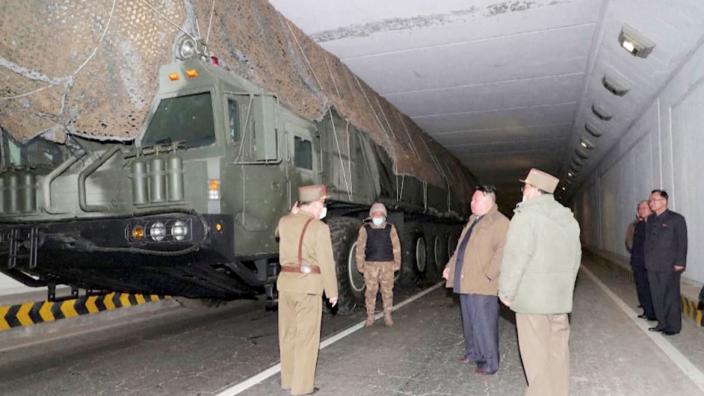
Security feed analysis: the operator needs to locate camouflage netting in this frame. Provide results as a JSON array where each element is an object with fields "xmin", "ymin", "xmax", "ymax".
[{"xmin": 0, "ymin": 0, "xmax": 474, "ymax": 195}]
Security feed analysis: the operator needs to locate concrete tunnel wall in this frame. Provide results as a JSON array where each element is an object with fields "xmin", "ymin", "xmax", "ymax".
[{"xmin": 573, "ymin": 36, "xmax": 704, "ymax": 286}]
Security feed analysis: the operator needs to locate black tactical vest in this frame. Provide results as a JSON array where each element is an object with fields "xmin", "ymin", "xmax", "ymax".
[{"xmin": 364, "ymin": 223, "xmax": 394, "ymax": 261}]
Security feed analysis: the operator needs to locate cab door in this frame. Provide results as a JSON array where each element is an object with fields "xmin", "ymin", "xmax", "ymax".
[{"xmin": 285, "ymin": 122, "xmax": 320, "ymax": 202}]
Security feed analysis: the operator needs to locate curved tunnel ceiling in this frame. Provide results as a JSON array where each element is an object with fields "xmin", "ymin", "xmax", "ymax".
[{"xmin": 270, "ymin": 0, "xmax": 704, "ymax": 208}]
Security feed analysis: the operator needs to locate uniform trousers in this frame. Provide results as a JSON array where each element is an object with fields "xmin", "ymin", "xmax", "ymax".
[
  {"xmin": 516, "ymin": 313, "xmax": 570, "ymax": 396},
  {"xmin": 459, "ymin": 293, "xmax": 499, "ymax": 373},
  {"xmin": 278, "ymin": 290, "xmax": 322, "ymax": 395},
  {"xmin": 363, "ymin": 261, "xmax": 395, "ymax": 313},
  {"xmin": 648, "ymin": 270, "xmax": 682, "ymax": 332},
  {"xmin": 632, "ymin": 265, "xmax": 655, "ymax": 318}
]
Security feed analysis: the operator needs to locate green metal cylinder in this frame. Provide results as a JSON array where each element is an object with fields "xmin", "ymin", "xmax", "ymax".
[
  {"xmin": 149, "ymin": 158, "xmax": 166, "ymax": 203},
  {"xmin": 0, "ymin": 176, "xmax": 5, "ymax": 214},
  {"xmin": 6, "ymin": 173, "xmax": 18, "ymax": 214},
  {"xmin": 20, "ymin": 172, "xmax": 35, "ymax": 212},
  {"xmin": 132, "ymin": 161, "xmax": 147, "ymax": 205},
  {"xmin": 167, "ymin": 156, "xmax": 184, "ymax": 202}
]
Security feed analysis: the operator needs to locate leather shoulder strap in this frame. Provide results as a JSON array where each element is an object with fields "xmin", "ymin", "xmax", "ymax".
[{"xmin": 297, "ymin": 218, "xmax": 315, "ymax": 267}]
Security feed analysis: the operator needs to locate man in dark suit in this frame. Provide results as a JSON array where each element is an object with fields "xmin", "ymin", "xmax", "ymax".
[{"xmin": 645, "ymin": 189, "xmax": 687, "ymax": 335}]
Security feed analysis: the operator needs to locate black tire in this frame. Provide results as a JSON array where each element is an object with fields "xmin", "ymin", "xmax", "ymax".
[
  {"xmin": 432, "ymin": 230, "xmax": 448, "ymax": 279},
  {"xmin": 398, "ymin": 222, "xmax": 426, "ymax": 287},
  {"xmin": 421, "ymin": 223, "xmax": 442, "ymax": 282},
  {"xmin": 327, "ymin": 216, "xmax": 363, "ymax": 315}
]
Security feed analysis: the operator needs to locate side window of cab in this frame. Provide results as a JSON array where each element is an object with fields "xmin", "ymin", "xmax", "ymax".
[{"xmin": 227, "ymin": 98, "xmax": 240, "ymax": 142}]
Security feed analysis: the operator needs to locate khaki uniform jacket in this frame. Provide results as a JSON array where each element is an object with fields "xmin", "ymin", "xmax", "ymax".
[
  {"xmin": 355, "ymin": 223, "xmax": 402, "ymax": 271},
  {"xmin": 444, "ymin": 205, "xmax": 509, "ymax": 296},
  {"xmin": 276, "ymin": 212, "xmax": 338, "ymax": 298},
  {"xmin": 498, "ymin": 194, "xmax": 581, "ymax": 314}
]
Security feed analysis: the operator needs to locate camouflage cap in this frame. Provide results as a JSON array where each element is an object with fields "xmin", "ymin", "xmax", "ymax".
[
  {"xmin": 520, "ymin": 168, "xmax": 559, "ymax": 193},
  {"xmin": 298, "ymin": 184, "xmax": 327, "ymax": 203}
]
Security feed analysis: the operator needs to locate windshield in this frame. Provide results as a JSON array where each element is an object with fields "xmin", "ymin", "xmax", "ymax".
[
  {"xmin": 1, "ymin": 133, "xmax": 65, "ymax": 170},
  {"xmin": 142, "ymin": 92, "xmax": 215, "ymax": 148}
]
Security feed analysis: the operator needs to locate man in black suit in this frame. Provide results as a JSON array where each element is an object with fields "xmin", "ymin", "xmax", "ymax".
[{"xmin": 645, "ymin": 190, "xmax": 687, "ymax": 335}]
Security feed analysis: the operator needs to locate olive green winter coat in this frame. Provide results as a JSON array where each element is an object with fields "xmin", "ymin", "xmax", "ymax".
[{"xmin": 498, "ymin": 194, "xmax": 581, "ymax": 314}]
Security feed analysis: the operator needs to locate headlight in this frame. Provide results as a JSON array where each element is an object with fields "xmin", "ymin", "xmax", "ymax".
[
  {"xmin": 171, "ymin": 220, "xmax": 189, "ymax": 241},
  {"xmin": 149, "ymin": 222, "xmax": 166, "ymax": 241},
  {"xmin": 177, "ymin": 36, "xmax": 196, "ymax": 60}
]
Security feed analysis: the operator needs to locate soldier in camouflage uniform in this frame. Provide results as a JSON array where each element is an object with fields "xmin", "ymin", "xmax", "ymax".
[{"xmin": 355, "ymin": 203, "xmax": 401, "ymax": 326}]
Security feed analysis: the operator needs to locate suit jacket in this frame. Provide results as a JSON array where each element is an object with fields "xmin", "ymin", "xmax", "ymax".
[
  {"xmin": 444, "ymin": 205, "xmax": 509, "ymax": 296},
  {"xmin": 276, "ymin": 212, "xmax": 338, "ymax": 298},
  {"xmin": 644, "ymin": 209, "xmax": 687, "ymax": 272}
]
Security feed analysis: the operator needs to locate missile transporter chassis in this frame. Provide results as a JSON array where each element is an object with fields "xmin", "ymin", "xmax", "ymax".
[{"xmin": 0, "ymin": 59, "xmax": 471, "ymax": 312}]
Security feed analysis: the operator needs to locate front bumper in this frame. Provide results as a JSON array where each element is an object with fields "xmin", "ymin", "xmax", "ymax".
[{"xmin": 0, "ymin": 213, "xmax": 253, "ymax": 299}]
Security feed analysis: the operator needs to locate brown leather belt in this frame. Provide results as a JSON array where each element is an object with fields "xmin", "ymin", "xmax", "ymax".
[{"xmin": 281, "ymin": 265, "xmax": 321, "ymax": 274}]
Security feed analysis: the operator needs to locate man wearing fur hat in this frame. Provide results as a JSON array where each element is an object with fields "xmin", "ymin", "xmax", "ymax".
[
  {"xmin": 355, "ymin": 202, "xmax": 402, "ymax": 326},
  {"xmin": 277, "ymin": 184, "xmax": 338, "ymax": 395}
]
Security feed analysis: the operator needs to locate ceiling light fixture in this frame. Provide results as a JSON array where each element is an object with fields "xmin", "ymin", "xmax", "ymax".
[
  {"xmin": 580, "ymin": 137, "xmax": 595, "ymax": 150},
  {"xmin": 602, "ymin": 75, "xmax": 630, "ymax": 96},
  {"xmin": 618, "ymin": 24, "xmax": 655, "ymax": 58},
  {"xmin": 585, "ymin": 123, "xmax": 603, "ymax": 137},
  {"xmin": 576, "ymin": 147, "xmax": 589, "ymax": 159},
  {"xmin": 592, "ymin": 104, "xmax": 613, "ymax": 121}
]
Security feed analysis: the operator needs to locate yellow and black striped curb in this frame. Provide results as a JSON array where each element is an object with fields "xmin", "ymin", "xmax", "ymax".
[
  {"xmin": 0, "ymin": 292, "xmax": 168, "ymax": 331},
  {"xmin": 682, "ymin": 296, "xmax": 703, "ymax": 327}
]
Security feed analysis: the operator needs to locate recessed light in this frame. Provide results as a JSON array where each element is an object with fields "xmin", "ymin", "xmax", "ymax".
[
  {"xmin": 585, "ymin": 123, "xmax": 603, "ymax": 137},
  {"xmin": 602, "ymin": 75, "xmax": 629, "ymax": 96},
  {"xmin": 618, "ymin": 25, "xmax": 655, "ymax": 58},
  {"xmin": 575, "ymin": 147, "xmax": 589, "ymax": 159},
  {"xmin": 592, "ymin": 104, "xmax": 612, "ymax": 121},
  {"xmin": 580, "ymin": 137, "xmax": 595, "ymax": 150}
]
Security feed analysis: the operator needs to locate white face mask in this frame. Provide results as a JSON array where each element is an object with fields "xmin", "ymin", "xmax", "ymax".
[
  {"xmin": 372, "ymin": 217, "xmax": 384, "ymax": 226},
  {"xmin": 319, "ymin": 206, "xmax": 327, "ymax": 220}
]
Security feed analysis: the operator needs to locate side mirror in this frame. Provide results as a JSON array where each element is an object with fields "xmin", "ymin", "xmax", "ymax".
[{"xmin": 253, "ymin": 95, "xmax": 278, "ymax": 161}]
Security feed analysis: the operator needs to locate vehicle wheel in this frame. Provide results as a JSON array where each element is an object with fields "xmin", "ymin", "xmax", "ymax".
[
  {"xmin": 422, "ymin": 224, "xmax": 442, "ymax": 282},
  {"xmin": 327, "ymin": 216, "xmax": 363, "ymax": 315},
  {"xmin": 433, "ymin": 233, "xmax": 447, "ymax": 274},
  {"xmin": 398, "ymin": 223, "xmax": 425, "ymax": 287}
]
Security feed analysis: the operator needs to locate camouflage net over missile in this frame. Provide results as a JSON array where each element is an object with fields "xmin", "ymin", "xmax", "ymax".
[{"xmin": 0, "ymin": 0, "xmax": 474, "ymax": 195}]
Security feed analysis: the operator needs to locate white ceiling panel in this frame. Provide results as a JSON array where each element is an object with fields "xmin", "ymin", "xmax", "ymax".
[
  {"xmin": 342, "ymin": 24, "xmax": 593, "ymax": 95},
  {"xmin": 413, "ymin": 102, "xmax": 577, "ymax": 133},
  {"xmin": 387, "ymin": 72, "xmax": 584, "ymax": 117}
]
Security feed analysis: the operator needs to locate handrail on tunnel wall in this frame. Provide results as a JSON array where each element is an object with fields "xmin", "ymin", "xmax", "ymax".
[{"xmin": 78, "ymin": 146, "xmax": 122, "ymax": 213}]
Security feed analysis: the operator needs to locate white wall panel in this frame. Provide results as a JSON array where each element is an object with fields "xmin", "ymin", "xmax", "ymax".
[{"xmin": 671, "ymin": 78, "xmax": 704, "ymax": 281}]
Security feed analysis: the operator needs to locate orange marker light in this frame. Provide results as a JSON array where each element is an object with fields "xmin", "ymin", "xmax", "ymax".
[
  {"xmin": 168, "ymin": 72, "xmax": 180, "ymax": 81},
  {"xmin": 208, "ymin": 179, "xmax": 221, "ymax": 200},
  {"xmin": 131, "ymin": 225, "xmax": 145, "ymax": 240},
  {"xmin": 185, "ymin": 69, "xmax": 199, "ymax": 79}
]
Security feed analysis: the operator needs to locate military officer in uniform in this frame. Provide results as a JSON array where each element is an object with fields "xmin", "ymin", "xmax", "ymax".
[
  {"xmin": 276, "ymin": 185, "xmax": 338, "ymax": 395},
  {"xmin": 355, "ymin": 202, "xmax": 402, "ymax": 327}
]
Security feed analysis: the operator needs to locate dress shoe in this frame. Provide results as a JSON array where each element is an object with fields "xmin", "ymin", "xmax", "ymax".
[
  {"xmin": 648, "ymin": 326, "xmax": 663, "ymax": 332},
  {"xmin": 662, "ymin": 330, "xmax": 680, "ymax": 336},
  {"xmin": 293, "ymin": 387, "xmax": 320, "ymax": 395},
  {"xmin": 474, "ymin": 367, "xmax": 496, "ymax": 376}
]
